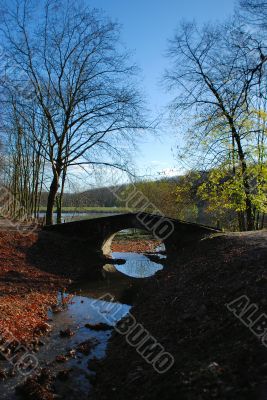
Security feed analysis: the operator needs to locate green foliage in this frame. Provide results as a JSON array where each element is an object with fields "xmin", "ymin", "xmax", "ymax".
[
  {"xmin": 198, "ymin": 164, "xmax": 267, "ymax": 228},
  {"xmin": 175, "ymin": 172, "xmax": 200, "ymax": 222}
]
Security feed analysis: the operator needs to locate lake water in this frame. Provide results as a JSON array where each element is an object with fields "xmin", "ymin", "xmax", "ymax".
[{"xmin": 38, "ymin": 211, "xmax": 124, "ymax": 223}]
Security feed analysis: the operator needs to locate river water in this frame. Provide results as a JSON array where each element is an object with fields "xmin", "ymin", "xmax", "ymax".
[{"xmin": 0, "ymin": 249, "xmax": 165, "ymax": 399}]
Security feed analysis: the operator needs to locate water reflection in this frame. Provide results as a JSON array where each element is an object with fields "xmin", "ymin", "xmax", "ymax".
[
  {"xmin": 0, "ymin": 296, "xmax": 130, "ymax": 400},
  {"xmin": 109, "ymin": 252, "xmax": 164, "ymax": 278}
]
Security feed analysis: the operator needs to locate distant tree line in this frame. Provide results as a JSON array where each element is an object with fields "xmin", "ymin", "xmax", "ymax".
[
  {"xmin": 39, "ymin": 185, "xmax": 128, "ymax": 209},
  {"xmin": 37, "ymin": 173, "xmax": 253, "ymax": 231}
]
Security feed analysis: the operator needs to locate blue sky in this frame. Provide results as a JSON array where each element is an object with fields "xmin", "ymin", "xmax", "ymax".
[{"xmin": 88, "ymin": 1, "xmax": 236, "ymax": 180}]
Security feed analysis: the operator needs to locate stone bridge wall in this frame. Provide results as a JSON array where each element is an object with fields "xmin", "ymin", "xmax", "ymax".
[{"xmin": 43, "ymin": 212, "xmax": 220, "ymax": 256}]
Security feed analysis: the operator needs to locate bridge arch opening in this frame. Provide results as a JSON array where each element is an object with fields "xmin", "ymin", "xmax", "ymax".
[
  {"xmin": 102, "ymin": 228, "xmax": 166, "ymax": 279},
  {"xmin": 101, "ymin": 228, "xmax": 166, "ymax": 257}
]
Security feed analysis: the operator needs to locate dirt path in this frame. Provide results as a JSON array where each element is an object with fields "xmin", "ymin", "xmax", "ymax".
[{"xmin": 93, "ymin": 231, "xmax": 267, "ymax": 400}]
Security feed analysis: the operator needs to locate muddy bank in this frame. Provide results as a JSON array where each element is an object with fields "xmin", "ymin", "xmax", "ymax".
[
  {"xmin": 0, "ymin": 231, "xmax": 67, "ymax": 343},
  {"xmin": 0, "ymin": 229, "xmax": 104, "ymax": 344},
  {"xmin": 0, "ymin": 231, "xmax": 160, "ymax": 344},
  {"xmin": 92, "ymin": 231, "xmax": 267, "ymax": 400}
]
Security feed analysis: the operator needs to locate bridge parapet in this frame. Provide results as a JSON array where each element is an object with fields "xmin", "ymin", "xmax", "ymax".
[{"xmin": 43, "ymin": 212, "xmax": 220, "ymax": 256}]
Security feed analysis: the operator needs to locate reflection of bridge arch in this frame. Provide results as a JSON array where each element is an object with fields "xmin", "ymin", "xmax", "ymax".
[{"xmin": 44, "ymin": 212, "xmax": 220, "ymax": 256}]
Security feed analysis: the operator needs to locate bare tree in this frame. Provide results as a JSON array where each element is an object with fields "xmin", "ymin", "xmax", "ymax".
[
  {"xmin": 165, "ymin": 21, "xmax": 267, "ymax": 230},
  {"xmin": 1, "ymin": 0, "xmax": 147, "ymax": 224},
  {"xmin": 1, "ymin": 98, "xmax": 47, "ymax": 220},
  {"xmin": 240, "ymin": 0, "xmax": 267, "ymax": 29}
]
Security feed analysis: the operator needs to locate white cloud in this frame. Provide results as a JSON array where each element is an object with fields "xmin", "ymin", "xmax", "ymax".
[{"xmin": 158, "ymin": 167, "xmax": 183, "ymax": 177}]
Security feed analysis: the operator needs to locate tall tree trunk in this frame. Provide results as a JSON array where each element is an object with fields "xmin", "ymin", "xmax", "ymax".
[
  {"xmin": 231, "ymin": 124, "xmax": 255, "ymax": 231},
  {"xmin": 56, "ymin": 165, "xmax": 67, "ymax": 224},
  {"xmin": 46, "ymin": 172, "xmax": 60, "ymax": 225},
  {"xmin": 55, "ymin": 195, "xmax": 62, "ymax": 224},
  {"xmin": 260, "ymin": 213, "xmax": 265, "ymax": 230},
  {"xmin": 237, "ymin": 211, "xmax": 245, "ymax": 231}
]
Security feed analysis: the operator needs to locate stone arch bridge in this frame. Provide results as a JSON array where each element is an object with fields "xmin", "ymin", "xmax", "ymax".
[{"xmin": 44, "ymin": 212, "xmax": 220, "ymax": 256}]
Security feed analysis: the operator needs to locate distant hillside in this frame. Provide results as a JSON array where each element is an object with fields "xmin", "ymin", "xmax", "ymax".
[{"xmin": 40, "ymin": 177, "xmax": 182, "ymax": 209}]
